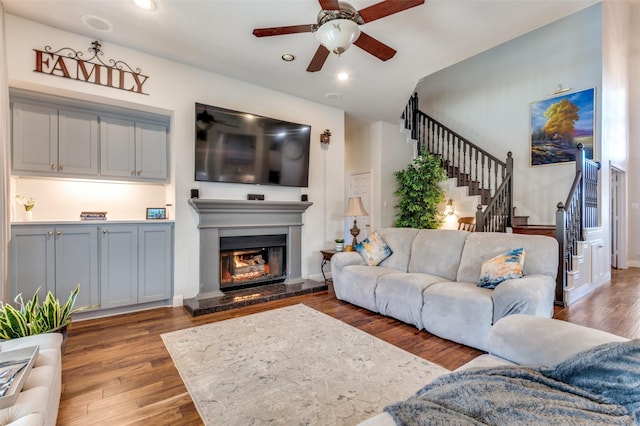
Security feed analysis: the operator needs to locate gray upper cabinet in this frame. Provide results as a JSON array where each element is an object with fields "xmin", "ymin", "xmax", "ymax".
[
  {"xmin": 11, "ymin": 91, "xmax": 169, "ymax": 183},
  {"xmin": 101, "ymin": 117, "xmax": 168, "ymax": 182},
  {"xmin": 12, "ymin": 102, "xmax": 99, "ymax": 176}
]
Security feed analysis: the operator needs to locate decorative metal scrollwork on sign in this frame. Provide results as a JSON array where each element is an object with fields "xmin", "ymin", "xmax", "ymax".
[{"xmin": 34, "ymin": 40, "xmax": 149, "ymax": 95}]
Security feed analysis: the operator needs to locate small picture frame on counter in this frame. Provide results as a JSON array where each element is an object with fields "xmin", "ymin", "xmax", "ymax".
[{"xmin": 146, "ymin": 207, "xmax": 166, "ymax": 220}]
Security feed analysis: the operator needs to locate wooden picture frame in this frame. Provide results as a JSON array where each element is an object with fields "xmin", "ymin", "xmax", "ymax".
[{"xmin": 530, "ymin": 87, "xmax": 595, "ymax": 166}]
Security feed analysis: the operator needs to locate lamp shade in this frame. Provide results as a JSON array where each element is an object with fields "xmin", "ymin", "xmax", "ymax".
[
  {"xmin": 315, "ymin": 19, "xmax": 361, "ymax": 56},
  {"xmin": 343, "ymin": 197, "xmax": 369, "ymax": 217}
]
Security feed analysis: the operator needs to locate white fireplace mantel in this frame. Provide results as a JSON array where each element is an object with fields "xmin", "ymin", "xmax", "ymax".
[{"xmin": 189, "ymin": 199, "xmax": 313, "ymax": 297}]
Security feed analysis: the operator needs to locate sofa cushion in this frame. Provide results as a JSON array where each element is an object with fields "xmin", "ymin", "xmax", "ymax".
[
  {"xmin": 376, "ymin": 273, "xmax": 449, "ymax": 329},
  {"xmin": 477, "ymin": 247, "xmax": 525, "ymax": 289},
  {"xmin": 422, "ymin": 282, "xmax": 494, "ymax": 351},
  {"xmin": 375, "ymin": 228, "xmax": 420, "ymax": 272},
  {"xmin": 457, "ymin": 232, "xmax": 558, "ymax": 284},
  {"xmin": 408, "ymin": 230, "xmax": 469, "ymax": 280},
  {"xmin": 355, "ymin": 231, "xmax": 393, "ymax": 266},
  {"xmin": 337, "ymin": 265, "xmax": 398, "ymax": 312}
]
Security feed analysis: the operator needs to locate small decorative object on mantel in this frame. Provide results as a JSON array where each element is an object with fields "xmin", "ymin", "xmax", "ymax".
[
  {"xmin": 15, "ymin": 195, "xmax": 35, "ymax": 221},
  {"xmin": 34, "ymin": 40, "xmax": 149, "ymax": 95},
  {"xmin": 80, "ymin": 211, "xmax": 107, "ymax": 221}
]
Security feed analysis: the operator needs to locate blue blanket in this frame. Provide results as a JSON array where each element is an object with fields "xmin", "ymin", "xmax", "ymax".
[{"xmin": 385, "ymin": 339, "xmax": 640, "ymax": 425}]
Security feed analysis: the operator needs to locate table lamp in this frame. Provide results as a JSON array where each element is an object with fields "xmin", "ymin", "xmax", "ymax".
[{"xmin": 343, "ymin": 197, "xmax": 369, "ymax": 248}]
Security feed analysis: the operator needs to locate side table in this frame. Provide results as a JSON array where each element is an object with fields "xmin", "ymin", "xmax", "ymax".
[{"xmin": 320, "ymin": 249, "xmax": 338, "ymax": 284}]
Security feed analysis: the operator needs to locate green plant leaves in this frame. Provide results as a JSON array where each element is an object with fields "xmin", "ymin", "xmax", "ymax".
[
  {"xmin": 394, "ymin": 151, "xmax": 447, "ymax": 229},
  {"xmin": 0, "ymin": 284, "xmax": 81, "ymax": 339}
]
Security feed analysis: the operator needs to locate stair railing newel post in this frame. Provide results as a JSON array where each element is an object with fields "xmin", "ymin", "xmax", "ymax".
[
  {"xmin": 555, "ymin": 202, "xmax": 568, "ymax": 306},
  {"xmin": 506, "ymin": 152, "xmax": 513, "ymax": 228}
]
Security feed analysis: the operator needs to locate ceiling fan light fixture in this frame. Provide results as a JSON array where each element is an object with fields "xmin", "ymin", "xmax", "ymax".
[{"xmin": 315, "ymin": 19, "xmax": 360, "ymax": 56}]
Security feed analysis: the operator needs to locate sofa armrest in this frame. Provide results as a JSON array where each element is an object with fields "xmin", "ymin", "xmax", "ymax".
[
  {"xmin": 330, "ymin": 251, "xmax": 364, "ymax": 275},
  {"xmin": 492, "ymin": 274, "xmax": 555, "ymax": 323},
  {"xmin": 487, "ymin": 314, "xmax": 628, "ymax": 366}
]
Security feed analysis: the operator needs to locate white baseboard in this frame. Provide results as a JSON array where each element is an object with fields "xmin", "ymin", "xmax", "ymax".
[{"xmin": 173, "ymin": 294, "xmax": 184, "ymax": 307}]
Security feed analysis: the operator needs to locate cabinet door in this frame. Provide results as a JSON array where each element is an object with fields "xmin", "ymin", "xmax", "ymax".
[
  {"xmin": 12, "ymin": 102, "xmax": 57, "ymax": 173},
  {"xmin": 136, "ymin": 121, "xmax": 168, "ymax": 181},
  {"xmin": 100, "ymin": 225, "xmax": 138, "ymax": 309},
  {"xmin": 100, "ymin": 116, "xmax": 136, "ymax": 179},
  {"xmin": 10, "ymin": 226, "xmax": 55, "ymax": 301},
  {"xmin": 58, "ymin": 109, "xmax": 99, "ymax": 176},
  {"xmin": 54, "ymin": 226, "xmax": 99, "ymax": 310},
  {"xmin": 138, "ymin": 224, "xmax": 173, "ymax": 303}
]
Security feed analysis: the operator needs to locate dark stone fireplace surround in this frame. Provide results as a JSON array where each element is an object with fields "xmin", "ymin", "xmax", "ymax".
[{"xmin": 188, "ymin": 198, "xmax": 313, "ymax": 298}]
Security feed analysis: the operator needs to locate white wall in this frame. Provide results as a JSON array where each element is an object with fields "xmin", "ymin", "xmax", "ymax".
[
  {"xmin": 417, "ymin": 4, "xmax": 603, "ymax": 226},
  {"xmin": 626, "ymin": 2, "xmax": 640, "ymax": 266},
  {"xmin": 345, "ymin": 121, "xmax": 413, "ymax": 231},
  {"xmin": 4, "ymin": 15, "xmax": 345, "ymax": 299}
]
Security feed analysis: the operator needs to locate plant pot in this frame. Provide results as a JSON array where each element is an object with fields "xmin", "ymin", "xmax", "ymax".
[
  {"xmin": 47, "ymin": 323, "xmax": 69, "ymax": 354},
  {"xmin": 24, "ymin": 210, "xmax": 32, "ymax": 221},
  {"xmin": 335, "ymin": 243, "xmax": 344, "ymax": 252}
]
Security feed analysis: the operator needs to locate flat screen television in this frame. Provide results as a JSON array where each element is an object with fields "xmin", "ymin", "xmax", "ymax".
[{"xmin": 195, "ymin": 103, "xmax": 311, "ymax": 187}]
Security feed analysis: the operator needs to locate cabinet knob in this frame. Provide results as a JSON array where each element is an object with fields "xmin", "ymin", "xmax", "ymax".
[
  {"xmin": 137, "ymin": 170, "xmax": 142, "ymax": 176},
  {"xmin": 130, "ymin": 171, "xmax": 136, "ymax": 176},
  {"xmin": 103, "ymin": 229, "xmax": 108, "ymax": 234},
  {"xmin": 50, "ymin": 164, "xmax": 57, "ymax": 170},
  {"xmin": 56, "ymin": 231, "xmax": 62, "ymax": 236},
  {"xmin": 59, "ymin": 165, "xmax": 64, "ymax": 170},
  {"xmin": 47, "ymin": 231, "xmax": 53, "ymax": 236}
]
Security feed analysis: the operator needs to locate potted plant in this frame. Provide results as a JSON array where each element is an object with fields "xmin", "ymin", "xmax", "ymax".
[
  {"xmin": 0, "ymin": 284, "xmax": 88, "ymax": 349},
  {"xmin": 335, "ymin": 238, "xmax": 345, "ymax": 252},
  {"xmin": 394, "ymin": 151, "xmax": 448, "ymax": 229}
]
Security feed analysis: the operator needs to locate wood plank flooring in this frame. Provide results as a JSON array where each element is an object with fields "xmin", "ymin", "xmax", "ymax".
[{"xmin": 58, "ymin": 268, "xmax": 640, "ymax": 425}]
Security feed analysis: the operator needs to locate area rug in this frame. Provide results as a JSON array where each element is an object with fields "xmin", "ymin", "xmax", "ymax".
[{"xmin": 161, "ymin": 304, "xmax": 448, "ymax": 425}]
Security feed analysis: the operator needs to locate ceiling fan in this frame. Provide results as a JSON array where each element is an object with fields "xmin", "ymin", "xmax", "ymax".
[{"xmin": 252, "ymin": 0, "xmax": 425, "ymax": 72}]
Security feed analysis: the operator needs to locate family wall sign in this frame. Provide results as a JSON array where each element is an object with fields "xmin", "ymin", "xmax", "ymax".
[{"xmin": 34, "ymin": 41, "xmax": 149, "ymax": 95}]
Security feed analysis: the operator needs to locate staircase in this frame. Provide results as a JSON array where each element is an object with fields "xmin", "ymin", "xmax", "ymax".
[{"xmin": 402, "ymin": 93, "xmax": 601, "ymax": 307}]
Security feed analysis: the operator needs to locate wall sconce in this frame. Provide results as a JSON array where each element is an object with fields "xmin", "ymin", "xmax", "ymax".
[
  {"xmin": 320, "ymin": 129, "xmax": 331, "ymax": 151},
  {"xmin": 445, "ymin": 199, "xmax": 454, "ymax": 215}
]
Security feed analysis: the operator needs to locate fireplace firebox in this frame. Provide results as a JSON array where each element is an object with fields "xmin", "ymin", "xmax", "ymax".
[{"xmin": 219, "ymin": 234, "xmax": 286, "ymax": 291}]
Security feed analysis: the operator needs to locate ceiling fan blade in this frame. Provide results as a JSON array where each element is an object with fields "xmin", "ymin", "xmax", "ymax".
[
  {"xmin": 353, "ymin": 32, "xmax": 396, "ymax": 61},
  {"xmin": 318, "ymin": 0, "xmax": 341, "ymax": 10},
  {"xmin": 306, "ymin": 45, "xmax": 330, "ymax": 72},
  {"xmin": 253, "ymin": 24, "xmax": 315, "ymax": 37},
  {"xmin": 358, "ymin": 0, "xmax": 425, "ymax": 23}
]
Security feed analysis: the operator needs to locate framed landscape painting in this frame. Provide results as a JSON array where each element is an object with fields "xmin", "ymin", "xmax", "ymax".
[{"xmin": 530, "ymin": 87, "xmax": 595, "ymax": 166}]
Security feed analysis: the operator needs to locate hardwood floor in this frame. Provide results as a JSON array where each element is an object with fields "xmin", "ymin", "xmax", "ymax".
[{"xmin": 58, "ymin": 268, "xmax": 640, "ymax": 425}]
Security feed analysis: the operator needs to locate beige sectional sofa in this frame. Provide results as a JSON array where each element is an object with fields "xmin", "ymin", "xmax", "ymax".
[
  {"xmin": 0, "ymin": 333, "xmax": 62, "ymax": 426},
  {"xmin": 331, "ymin": 228, "xmax": 559, "ymax": 351},
  {"xmin": 359, "ymin": 314, "xmax": 632, "ymax": 425}
]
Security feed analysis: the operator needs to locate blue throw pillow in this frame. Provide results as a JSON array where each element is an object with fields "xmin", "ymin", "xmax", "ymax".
[
  {"xmin": 355, "ymin": 231, "xmax": 393, "ymax": 266},
  {"xmin": 477, "ymin": 247, "xmax": 525, "ymax": 289}
]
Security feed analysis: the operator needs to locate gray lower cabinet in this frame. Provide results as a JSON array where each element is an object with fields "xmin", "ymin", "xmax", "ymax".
[
  {"xmin": 100, "ymin": 223, "xmax": 173, "ymax": 309},
  {"xmin": 10, "ymin": 225, "xmax": 99, "ymax": 310},
  {"xmin": 11, "ymin": 222, "xmax": 173, "ymax": 312}
]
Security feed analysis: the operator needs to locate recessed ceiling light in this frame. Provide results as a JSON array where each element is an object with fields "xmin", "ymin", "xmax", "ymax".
[
  {"xmin": 337, "ymin": 72, "xmax": 350, "ymax": 81},
  {"xmin": 81, "ymin": 15, "xmax": 113, "ymax": 32},
  {"xmin": 134, "ymin": 0, "xmax": 156, "ymax": 10},
  {"xmin": 324, "ymin": 93, "xmax": 342, "ymax": 100},
  {"xmin": 281, "ymin": 53, "xmax": 296, "ymax": 62}
]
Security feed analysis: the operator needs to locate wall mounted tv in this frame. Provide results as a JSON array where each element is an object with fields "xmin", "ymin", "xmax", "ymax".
[{"xmin": 195, "ymin": 103, "xmax": 311, "ymax": 187}]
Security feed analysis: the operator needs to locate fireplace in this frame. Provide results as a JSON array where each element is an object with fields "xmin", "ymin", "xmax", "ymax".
[
  {"xmin": 188, "ymin": 199, "xmax": 313, "ymax": 297},
  {"xmin": 219, "ymin": 234, "xmax": 286, "ymax": 290}
]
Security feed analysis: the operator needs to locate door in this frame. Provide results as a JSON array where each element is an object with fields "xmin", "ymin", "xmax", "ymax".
[
  {"xmin": 58, "ymin": 108, "xmax": 99, "ymax": 176},
  {"xmin": 10, "ymin": 225, "xmax": 55, "ymax": 301},
  {"xmin": 54, "ymin": 225, "xmax": 99, "ymax": 310},
  {"xmin": 100, "ymin": 116, "xmax": 136, "ymax": 179},
  {"xmin": 12, "ymin": 102, "xmax": 57, "ymax": 173},
  {"xmin": 138, "ymin": 224, "xmax": 173, "ymax": 303},
  {"xmin": 136, "ymin": 121, "xmax": 168, "ymax": 180},
  {"xmin": 347, "ymin": 171, "xmax": 372, "ymax": 242},
  {"xmin": 610, "ymin": 167, "xmax": 626, "ymax": 269},
  {"xmin": 100, "ymin": 224, "xmax": 138, "ymax": 309}
]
